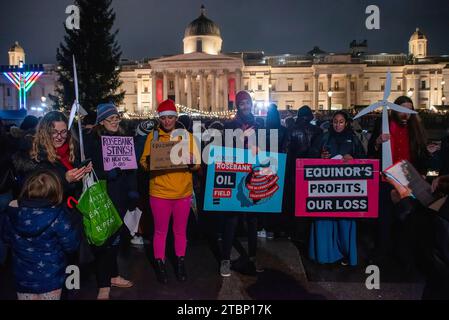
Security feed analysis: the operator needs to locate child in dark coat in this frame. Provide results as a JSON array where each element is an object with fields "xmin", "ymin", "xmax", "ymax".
[{"xmin": 2, "ymin": 170, "xmax": 80, "ymax": 300}]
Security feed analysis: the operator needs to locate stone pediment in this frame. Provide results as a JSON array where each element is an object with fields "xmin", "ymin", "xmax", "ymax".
[{"xmin": 150, "ymin": 52, "xmax": 243, "ymax": 72}]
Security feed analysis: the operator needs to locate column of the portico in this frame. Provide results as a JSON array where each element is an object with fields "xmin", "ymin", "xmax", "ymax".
[
  {"xmin": 203, "ymin": 72, "xmax": 208, "ymax": 110},
  {"xmin": 199, "ymin": 71, "xmax": 205, "ymax": 110},
  {"xmin": 346, "ymin": 74, "xmax": 352, "ymax": 108},
  {"xmin": 326, "ymin": 74, "xmax": 332, "ymax": 110},
  {"xmin": 137, "ymin": 77, "xmax": 142, "ymax": 112},
  {"xmin": 151, "ymin": 72, "xmax": 157, "ymax": 110},
  {"xmin": 163, "ymin": 71, "xmax": 168, "ymax": 100},
  {"xmin": 186, "ymin": 71, "xmax": 192, "ymax": 108},
  {"xmin": 356, "ymin": 74, "xmax": 364, "ymax": 106},
  {"xmin": 174, "ymin": 71, "xmax": 180, "ymax": 105},
  {"xmin": 414, "ymin": 74, "xmax": 420, "ymax": 108},
  {"xmin": 235, "ymin": 69, "xmax": 242, "ymax": 93},
  {"xmin": 222, "ymin": 70, "xmax": 229, "ymax": 111},
  {"xmin": 211, "ymin": 72, "xmax": 216, "ymax": 111},
  {"xmin": 313, "ymin": 73, "xmax": 319, "ymax": 110}
]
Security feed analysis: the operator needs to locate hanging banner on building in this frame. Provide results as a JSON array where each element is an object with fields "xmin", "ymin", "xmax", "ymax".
[
  {"xmin": 296, "ymin": 159, "xmax": 380, "ymax": 218},
  {"xmin": 101, "ymin": 136, "xmax": 138, "ymax": 171},
  {"xmin": 203, "ymin": 146, "xmax": 286, "ymax": 213}
]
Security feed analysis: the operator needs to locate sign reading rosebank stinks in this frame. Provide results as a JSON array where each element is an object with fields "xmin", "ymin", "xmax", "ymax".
[
  {"xmin": 296, "ymin": 159, "xmax": 379, "ymax": 218},
  {"xmin": 101, "ymin": 136, "xmax": 137, "ymax": 171}
]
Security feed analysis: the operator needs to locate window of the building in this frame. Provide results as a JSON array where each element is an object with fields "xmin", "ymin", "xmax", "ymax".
[
  {"xmin": 258, "ymin": 81, "xmax": 262, "ymax": 91},
  {"xmin": 364, "ymin": 81, "xmax": 369, "ymax": 91},
  {"xmin": 381, "ymin": 82, "xmax": 385, "ymax": 91},
  {"xmin": 334, "ymin": 81, "xmax": 339, "ymax": 91},
  {"xmin": 169, "ymin": 80, "xmax": 174, "ymax": 90},
  {"xmin": 304, "ymin": 82, "xmax": 309, "ymax": 92},
  {"xmin": 196, "ymin": 39, "xmax": 202, "ymax": 52},
  {"xmin": 397, "ymin": 81, "xmax": 402, "ymax": 91},
  {"xmin": 7, "ymin": 88, "xmax": 11, "ymax": 97},
  {"xmin": 288, "ymin": 82, "xmax": 292, "ymax": 92},
  {"xmin": 244, "ymin": 82, "xmax": 249, "ymax": 91},
  {"xmin": 319, "ymin": 82, "xmax": 324, "ymax": 92},
  {"xmin": 421, "ymin": 80, "xmax": 426, "ymax": 90},
  {"xmin": 271, "ymin": 81, "xmax": 276, "ymax": 91},
  {"xmin": 351, "ymin": 82, "xmax": 355, "ymax": 91}
]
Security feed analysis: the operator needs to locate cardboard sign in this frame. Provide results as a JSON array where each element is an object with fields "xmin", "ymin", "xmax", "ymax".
[
  {"xmin": 149, "ymin": 141, "xmax": 189, "ymax": 171},
  {"xmin": 203, "ymin": 146, "xmax": 287, "ymax": 213},
  {"xmin": 295, "ymin": 159, "xmax": 379, "ymax": 218},
  {"xmin": 101, "ymin": 136, "xmax": 137, "ymax": 171}
]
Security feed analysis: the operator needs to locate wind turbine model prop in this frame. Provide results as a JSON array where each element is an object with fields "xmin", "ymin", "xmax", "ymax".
[{"xmin": 353, "ymin": 72, "xmax": 417, "ymax": 171}]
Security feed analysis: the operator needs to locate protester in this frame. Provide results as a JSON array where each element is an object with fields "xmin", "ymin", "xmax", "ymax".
[
  {"xmin": 309, "ymin": 111, "xmax": 365, "ymax": 266},
  {"xmin": 286, "ymin": 105, "xmax": 323, "ymax": 243},
  {"xmin": 219, "ymin": 91, "xmax": 264, "ymax": 277},
  {"xmin": 387, "ymin": 175, "xmax": 449, "ymax": 300},
  {"xmin": 258, "ymin": 104, "xmax": 289, "ymax": 239},
  {"xmin": 2, "ymin": 170, "xmax": 80, "ymax": 300},
  {"xmin": 26, "ymin": 111, "xmax": 92, "ymax": 198},
  {"xmin": 84, "ymin": 103, "xmax": 137, "ymax": 298},
  {"xmin": 0, "ymin": 120, "xmax": 15, "ymax": 265},
  {"xmin": 140, "ymin": 99, "xmax": 200, "ymax": 283},
  {"xmin": 368, "ymin": 96, "xmax": 431, "ymax": 265}
]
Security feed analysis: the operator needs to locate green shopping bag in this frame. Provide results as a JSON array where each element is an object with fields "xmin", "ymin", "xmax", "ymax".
[{"xmin": 77, "ymin": 177, "xmax": 123, "ymax": 246}]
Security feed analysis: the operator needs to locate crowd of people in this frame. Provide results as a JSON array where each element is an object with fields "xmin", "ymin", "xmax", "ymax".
[{"xmin": 0, "ymin": 90, "xmax": 448, "ymax": 300}]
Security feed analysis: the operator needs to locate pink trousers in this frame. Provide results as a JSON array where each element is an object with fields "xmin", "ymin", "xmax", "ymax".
[{"xmin": 149, "ymin": 196, "xmax": 191, "ymax": 260}]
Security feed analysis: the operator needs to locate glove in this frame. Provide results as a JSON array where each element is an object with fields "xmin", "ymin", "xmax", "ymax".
[
  {"xmin": 106, "ymin": 167, "xmax": 121, "ymax": 181},
  {"xmin": 127, "ymin": 190, "xmax": 140, "ymax": 211}
]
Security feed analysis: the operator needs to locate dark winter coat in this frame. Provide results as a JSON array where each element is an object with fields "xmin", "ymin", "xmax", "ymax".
[
  {"xmin": 287, "ymin": 120, "xmax": 322, "ymax": 159},
  {"xmin": 84, "ymin": 129, "xmax": 139, "ymax": 217},
  {"xmin": 2, "ymin": 198, "xmax": 80, "ymax": 294},
  {"xmin": 314, "ymin": 128, "xmax": 366, "ymax": 159}
]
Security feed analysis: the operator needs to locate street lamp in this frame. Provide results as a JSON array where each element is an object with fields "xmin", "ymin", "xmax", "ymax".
[
  {"xmin": 327, "ymin": 89, "xmax": 333, "ymax": 111},
  {"xmin": 407, "ymin": 89, "xmax": 414, "ymax": 98}
]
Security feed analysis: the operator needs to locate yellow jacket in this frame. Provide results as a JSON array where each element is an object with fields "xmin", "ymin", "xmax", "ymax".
[{"xmin": 140, "ymin": 128, "xmax": 200, "ymax": 199}]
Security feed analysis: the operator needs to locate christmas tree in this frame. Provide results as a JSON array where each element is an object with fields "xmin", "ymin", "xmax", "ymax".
[{"xmin": 51, "ymin": 0, "xmax": 124, "ymax": 114}]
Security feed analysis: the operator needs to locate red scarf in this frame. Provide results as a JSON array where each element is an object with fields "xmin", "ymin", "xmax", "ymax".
[
  {"xmin": 56, "ymin": 143, "xmax": 74, "ymax": 170},
  {"xmin": 389, "ymin": 120, "xmax": 411, "ymax": 164}
]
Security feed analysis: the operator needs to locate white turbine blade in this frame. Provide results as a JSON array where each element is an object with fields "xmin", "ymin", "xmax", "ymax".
[
  {"xmin": 73, "ymin": 55, "xmax": 79, "ymax": 103},
  {"xmin": 386, "ymin": 102, "xmax": 418, "ymax": 114},
  {"xmin": 78, "ymin": 104, "xmax": 88, "ymax": 116},
  {"xmin": 382, "ymin": 140, "xmax": 393, "ymax": 171},
  {"xmin": 68, "ymin": 102, "xmax": 77, "ymax": 130},
  {"xmin": 381, "ymin": 106, "xmax": 393, "ymax": 171},
  {"xmin": 353, "ymin": 101, "xmax": 383, "ymax": 120},
  {"xmin": 383, "ymin": 71, "xmax": 392, "ymax": 101}
]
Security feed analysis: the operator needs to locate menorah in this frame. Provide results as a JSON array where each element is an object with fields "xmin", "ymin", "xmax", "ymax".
[{"xmin": 0, "ymin": 64, "xmax": 44, "ymax": 110}]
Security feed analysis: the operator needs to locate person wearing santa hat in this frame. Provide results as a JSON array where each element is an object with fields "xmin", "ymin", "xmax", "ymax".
[{"xmin": 139, "ymin": 99, "xmax": 200, "ymax": 284}]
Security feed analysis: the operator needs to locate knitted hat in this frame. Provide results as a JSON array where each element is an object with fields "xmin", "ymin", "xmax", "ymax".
[
  {"xmin": 136, "ymin": 120, "xmax": 155, "ymax": 136},
  {"xmin": 157, "ymin": 99, "xmax": 178, "ymax": 117},
  {"xmin": 235, "ymin": 91, "xmax": 253, "ymax": 109},
  {"xmin": 96, "ymin": 103, "xmax": 119, "ymax": 124}
]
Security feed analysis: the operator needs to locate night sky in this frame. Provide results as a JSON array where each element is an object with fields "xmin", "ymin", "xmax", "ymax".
[{"xmin": 0, "ymin": 0, "xmax": 448, "ymax": 65}]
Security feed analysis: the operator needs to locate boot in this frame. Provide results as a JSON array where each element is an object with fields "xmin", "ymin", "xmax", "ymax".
[
  {"xmin": 155, "ymin": 259, "xmax": 168, "ymax": 284},
  {"xmin": 176, "ymin": 256, "xmax": 187, "ymax": 282}
]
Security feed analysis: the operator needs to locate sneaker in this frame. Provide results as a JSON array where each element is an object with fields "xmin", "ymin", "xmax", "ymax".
[
  {"xmin": 257, "ymin": 229, "xmax": 267, "ymax": 238},
  {"xmin": 249, "ymin": 257, "xmax": 264, "ymax": 273},
  {"xmin": 130, "ymin": 236, "xmax": 144, "ymax": 246},
  {"xmin": 220, "ymin": 260, "xmax": 231, "ymax": 277},
  {"xmin": 266, "ymin": 232, "xmax": 274, "ymax": 240}
]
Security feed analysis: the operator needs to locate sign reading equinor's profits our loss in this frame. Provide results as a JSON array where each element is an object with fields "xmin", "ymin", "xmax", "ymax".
[
  {"xmin": 296, "ymin": 159, "xmax": 379, "ymax": 218},
  {"xmin": 101, "ymin": 136, "xmax": 138, "ymax": 171}
]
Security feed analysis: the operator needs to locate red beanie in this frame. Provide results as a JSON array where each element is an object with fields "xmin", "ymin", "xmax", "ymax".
[
  {"xmin": 157, "ymin": 99, "xmax": 178, "ymax": 117},
  {"xmin": 235, "ymin": 91, "xmax": 253, "ymax": 109}
]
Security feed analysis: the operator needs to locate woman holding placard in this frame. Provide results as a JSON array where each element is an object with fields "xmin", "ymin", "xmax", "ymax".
[
  {"xmin": 309, "ymin": 111, "xmax": 365, "ymax": 266},
  {"xmin": 84, "ymin": 103, "xmax": 138, "ymax": 299},
  {"xmin": 140, "ymin": 99, "xmax": 200, "ymax": 284}
]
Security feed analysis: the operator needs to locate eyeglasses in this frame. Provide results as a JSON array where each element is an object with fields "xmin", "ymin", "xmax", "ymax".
[
  {"xmin": 104, "ymin": 116, "xmax": 121, "ymax": 123},
  {"xmin": 52, "ymin": 129, "xmax": 68, "ymax": 138}
]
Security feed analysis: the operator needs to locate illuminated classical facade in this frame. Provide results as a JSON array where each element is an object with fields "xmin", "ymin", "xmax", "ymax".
[{"xmin": 119, "ymin": 7, "xmax": 449, "ymax": 114}]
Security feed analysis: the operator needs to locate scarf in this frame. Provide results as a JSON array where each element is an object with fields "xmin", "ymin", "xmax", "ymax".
[{"xmin": 56, "ymin": 143, "xmax": 74, "ymax": 170}]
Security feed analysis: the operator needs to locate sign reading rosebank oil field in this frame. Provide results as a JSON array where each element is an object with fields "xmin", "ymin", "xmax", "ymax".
[
  {"xmin": 203, "ymin": 146, "xmax": 286, "ymax": 213},
  {"xmin": 101, "ymin": 136, "xmax": 138, "ymax": 171},
  {"xmin": 296, "ymin": 159, "xmax": 379, "ymax": 218}
]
